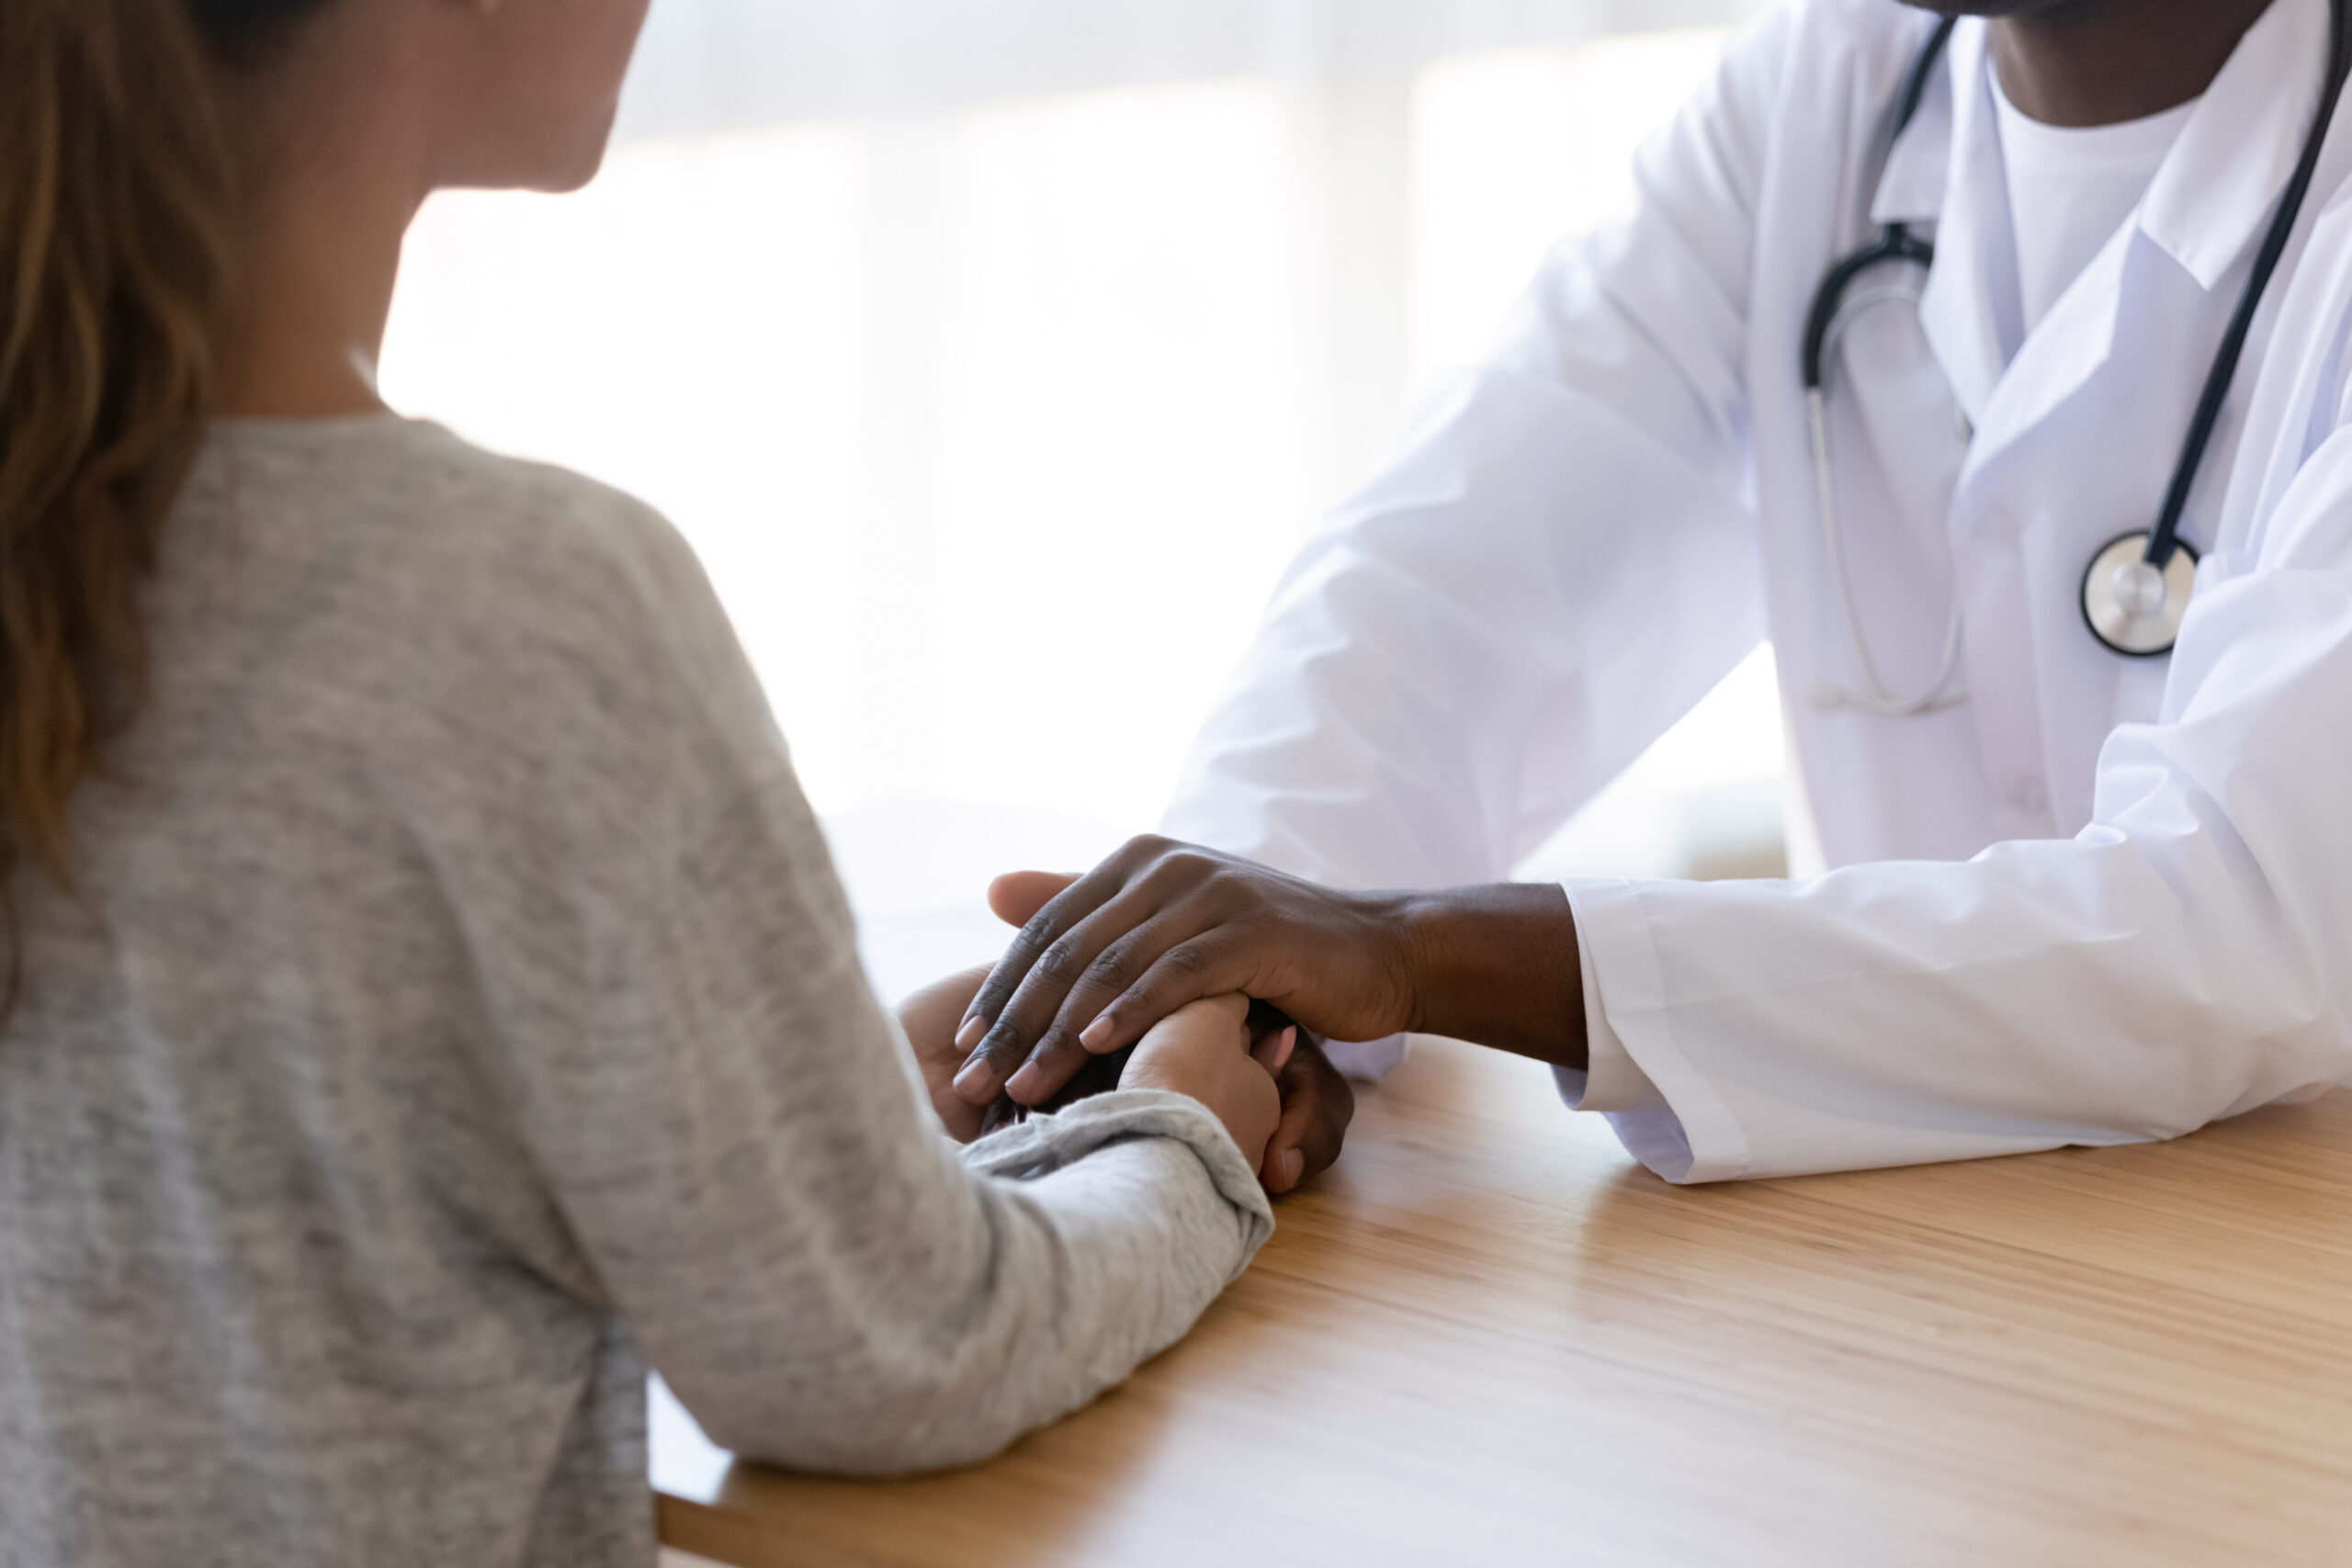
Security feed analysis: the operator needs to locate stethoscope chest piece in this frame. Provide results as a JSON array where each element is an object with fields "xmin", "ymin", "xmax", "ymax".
[{"xmin": 2081, "ymin": 531, "xmax": 2199, "ymax": 657}]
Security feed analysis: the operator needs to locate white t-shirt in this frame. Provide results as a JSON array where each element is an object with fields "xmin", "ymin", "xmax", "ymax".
[{"xmin": 1993, "ymin": 71, "xmax": 2200, "ymax": 333}]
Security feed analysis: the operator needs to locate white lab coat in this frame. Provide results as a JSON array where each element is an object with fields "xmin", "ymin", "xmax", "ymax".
[{"xmin": 1161, "ymin": 0, "xmax": 2352, "ymax": 1182}]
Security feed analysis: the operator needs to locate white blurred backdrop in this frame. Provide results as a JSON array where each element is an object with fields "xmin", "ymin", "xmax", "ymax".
[{"xmin": 379, "ymin": 0, "xmax": 1779, "ymax": 1001}]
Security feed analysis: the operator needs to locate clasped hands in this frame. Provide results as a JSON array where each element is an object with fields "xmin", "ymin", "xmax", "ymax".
[
  {"xmin": 899, "ymin": 837, "xmax": 1586, "ymax": 1193},
  {"xmin": 898, "ymin": 838, "xmax": 1391, "ymax": 1194}
]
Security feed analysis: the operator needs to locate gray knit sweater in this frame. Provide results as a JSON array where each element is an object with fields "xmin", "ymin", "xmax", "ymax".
[{"xmin": 0, "ymin": 418, "xmax": 1272, "ymax": 1568}]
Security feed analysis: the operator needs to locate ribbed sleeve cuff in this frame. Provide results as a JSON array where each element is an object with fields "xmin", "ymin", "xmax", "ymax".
[{"xmin": 962, "ymin": 1089, "xmax": 1275, "ymax": 1269}]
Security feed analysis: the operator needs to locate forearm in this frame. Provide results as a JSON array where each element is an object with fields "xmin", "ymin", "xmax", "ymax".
[
  {"xmin": 653, "ymin": 1090, "xmax": 1271, "ymax": 1475},
  {"xmin": 1397, "ymin": 883, "xmax": 1588, "ymax": 1071}
]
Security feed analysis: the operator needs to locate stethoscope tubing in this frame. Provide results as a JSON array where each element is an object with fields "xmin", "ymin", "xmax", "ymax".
[
  {"xmin": 1804, "ymin": 0, "xmax": 2349, "ymax": 694},
  {"xmin": 2143, "ymin": 0, "xmax": 2351, "ymax": 574},
  {"xmin": 1801, "ymin": 17, "xmax": 1955, "ymax": 399}
]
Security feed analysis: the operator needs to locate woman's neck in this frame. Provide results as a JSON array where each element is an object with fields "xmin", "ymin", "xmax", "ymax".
[
  {"xmin": 1990, "ymin": 0, "xmax": 2278, "ymax": 127},
  {"xmin": 214, "ymin": 179, "xmax": 417, "ymax": 421},
  {"xmin": 209, "ymin": 15, "xmax": 431, "ymax": 421}
]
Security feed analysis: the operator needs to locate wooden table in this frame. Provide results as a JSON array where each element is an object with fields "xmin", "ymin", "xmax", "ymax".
[{"xmin": 652, "ymin": 1037, "xmax": 2352, "ymax": 1567}]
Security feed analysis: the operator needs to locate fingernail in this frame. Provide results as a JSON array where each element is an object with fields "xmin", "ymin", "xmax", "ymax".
[
  {"xmin": 1280, "ymin": 1148, "xmax": 1306, "ymax": 1189},
  {"xmin": 1272, "ymin": 1026, "xmax": 1297, "ymax": 1073},
  {"xmin": 954, "ymin": 1057, "xmax": 994, "ymax": 1099},
  {"xmin": 1006, "ymin": 1063, "xmax": 1042, "ymax": 1101},
  {"xmin": 956, "ymin": 1016, "xmax": 988, "ymax": 1051},
  {"xmin": 1080, "ymin": 1015, "xmax": 1115, "ymax": 1050}
]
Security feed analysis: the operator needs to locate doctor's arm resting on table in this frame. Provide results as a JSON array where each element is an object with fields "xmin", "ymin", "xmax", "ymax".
[{"xmin": 950, "ymin": 0, "xmax": 2352, "ymax": 1185}]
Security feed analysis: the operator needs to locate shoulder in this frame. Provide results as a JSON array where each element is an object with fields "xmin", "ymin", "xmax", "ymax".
[
  {"xmin": 349, "ymin": 420, "xmax": 710, "ymax": 634},
  {"xmin": 1636, "ymin": 0, "xmax": 1929, "ymax": 186},
  {"xmin": 298, "ymin": 419, "xmax": 778, "ymax": 789},
  {"xmin": 1697, "ymin": 0, "xmax": 1950, "ymax": 127}
]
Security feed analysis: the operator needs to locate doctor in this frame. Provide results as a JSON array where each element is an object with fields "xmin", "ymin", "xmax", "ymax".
[{"xmin": 954, "ymin": 0, "xmax": 2352, "ymax": 1186}]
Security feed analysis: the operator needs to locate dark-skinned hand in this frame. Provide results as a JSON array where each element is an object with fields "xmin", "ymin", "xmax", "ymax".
[
  {"xmin": 949, "ymin": 839, "xmax": 1586, "ymax": 1134},
  {"xmin": 953, "ymin": 862, "xmax": 1360, "ymax": 1195}
]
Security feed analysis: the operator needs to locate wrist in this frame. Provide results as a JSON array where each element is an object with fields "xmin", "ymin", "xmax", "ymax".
[{"xmin": 1396, "ymin": 884, "xmax": 1587, "ymax": 1070}]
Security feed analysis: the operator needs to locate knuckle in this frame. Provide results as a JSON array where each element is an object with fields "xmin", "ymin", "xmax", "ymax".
[
  {"xmin": 1045, "ymin": 1032, "xmax": 1096, "ymax": 1074},
  {"xmin": 1087, "ymin": 940, "xmax": 1142, "ymax": 988},
  {"xmin": 1162, "ymin": 942, "xmax": 1213, "ymax": 980},
  {"xmin": 1036, "ymin": 938, "xmax": 1089, "ymax": 985},
  {"xmin": 1004, "ymin": 921, "xmax": 1057, "ymax": 962},
  {"xmin": 1202, "ymin": 866, "xmax": 1249, "ymax": 903},
  {"xmin": 1119, "ymin": 833, "xmax": 1172, "ymax": 868}
]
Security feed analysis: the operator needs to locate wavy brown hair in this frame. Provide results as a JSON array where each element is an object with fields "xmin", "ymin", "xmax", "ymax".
[{"xmin": 0, "ymin": 0, "xmax": 328, "ymax": 1005}]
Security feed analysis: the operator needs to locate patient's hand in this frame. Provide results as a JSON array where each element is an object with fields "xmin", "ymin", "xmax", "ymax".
[
  {"xmin": 1259, "ymin": 1026, "xmax": 1353, "ymax": 1195},
  {"xmin": 1125, "ymin": 994, "xmax": 1287, "ymax": 1176},
  {"xmin": 899, "ymin": 965, "xmax": 1007, "ymax": 1142}
]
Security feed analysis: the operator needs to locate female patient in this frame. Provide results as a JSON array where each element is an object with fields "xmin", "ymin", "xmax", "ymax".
[{"xmin": 0, "ymin": 2, "xmax": 1291, "ymax": 1563}]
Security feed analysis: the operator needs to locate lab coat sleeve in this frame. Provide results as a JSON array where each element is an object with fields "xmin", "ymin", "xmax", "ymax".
[
  {"xmin": 1160, "ymin": 13, "xmax": 1800, "ymax": 955},
  {"xmin": 1152, "ymin": 15, "xmax": 1778, "ymax": 907},
  {"xmin": 1578, "ymin": 429, "xmax": 2352, "ymax": 1183},
  {"xmin": 1552, "ymin": 905, "xmax": 1696, "ymax": 1179}
]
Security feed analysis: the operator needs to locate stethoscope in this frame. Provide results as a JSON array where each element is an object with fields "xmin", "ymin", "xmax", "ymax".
[{"xmin": 1802, "ymin": 2, "xmax": 2350, "ymax": 718}]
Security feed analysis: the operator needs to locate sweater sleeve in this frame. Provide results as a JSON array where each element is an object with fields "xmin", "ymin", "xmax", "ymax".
[
  {"xmin": 457, "ymin": 486, "xmax": 1272, "ymax": 1474},
  {"xmin": 520, "ymin": 753, "xmax": 1273, "ymax": 1473}
]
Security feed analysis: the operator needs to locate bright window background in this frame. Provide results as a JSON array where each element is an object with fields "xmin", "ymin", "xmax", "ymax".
[{"xmin": 380, "ymin": 2, "xmax": 1778, "ymax": 1002}]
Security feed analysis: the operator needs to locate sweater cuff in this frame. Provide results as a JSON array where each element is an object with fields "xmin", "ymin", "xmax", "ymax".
[{"xmin": 962, "ymin": 1088, "xmax": 1275, "ymax": 1265}]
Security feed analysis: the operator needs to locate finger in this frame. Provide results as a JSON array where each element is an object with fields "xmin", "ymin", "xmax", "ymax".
[
  {"xmin": 1031, "ymin": 1046, "xmax": 1130, "ymax": 1115},
  {"xmin": 1075, "ymin": 931, "xmax": 1256, "ymax": 1060},
  {"xmin": 1004, "ymin": 1011, "xmax": 1105, "ymax": 1106},
  {"xmin": 978, "ymin": 1096, "xmax": 1023, "ymax": 1138},
  {"xmin": 1261, "ymin": 1088, "xmax": 1316, "ymax": 1193},
  {"xmin": 897, "ymin": 964, "xmax": 995, "ymax": 1042},
  {"xmin": 953, "ymin": 863, "xmax": 1135, "ymax": 1073},
  {"xmin": 957, "ymin": 840, "xmax": 1175, "ymax": 1054},
  {"xmin": 964, "ymin": 885, "xmax": 1183, "ymax": 1105},
  {"xmin": 1262, "ymin": 1044, "xmax": 1353, "ymax": 1195},
  {"xmin": 1250, "ymin": 1024, "xmax": 1297, "ymax": 1077},
  {"xmin": 987, "ymin": 871, "xmax": 1080, "ymax": 931},
  {"xmin": 1244, "ymin": 998, "xmax": 1297, "ymax": 1049},
  {"xmin": 1002, "ymin": 894, "xmax": 1229, "ymax": 1102}
]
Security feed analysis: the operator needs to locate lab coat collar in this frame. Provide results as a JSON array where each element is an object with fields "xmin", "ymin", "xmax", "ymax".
[
  {"xmin": 1905, "ymin": 20, "xmax": 2020, "ymax": 427},
  {"xmin": 1873, "ymin": 0, "xmax": 2332, "ymax": 281},
  {"xmin": 1869, "ymin": 21, "xmax": 1953, "ymax": 231},
  {"xmin": 1869, "ymin": 0, "xmax": 2334, "ymax": 445},
  {"xmin": 2142, "ymin": 0, "xmax": 2332, "ymax": 290}
]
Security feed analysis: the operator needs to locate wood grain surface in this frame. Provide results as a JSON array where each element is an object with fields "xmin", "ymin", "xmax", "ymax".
[{"xmin": 652, "ymin": 1037, "xmax": 2352, "ymax": 1567}]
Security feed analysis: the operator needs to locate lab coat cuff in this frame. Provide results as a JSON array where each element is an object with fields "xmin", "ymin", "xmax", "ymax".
[
  {"xmin": 1561, "ymin": 877, "xmax": 1756, "ymax": 1184},
  {"xmin": 1559, "ymin": 919, "xmax": 1655, "ymax": 1114}
]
